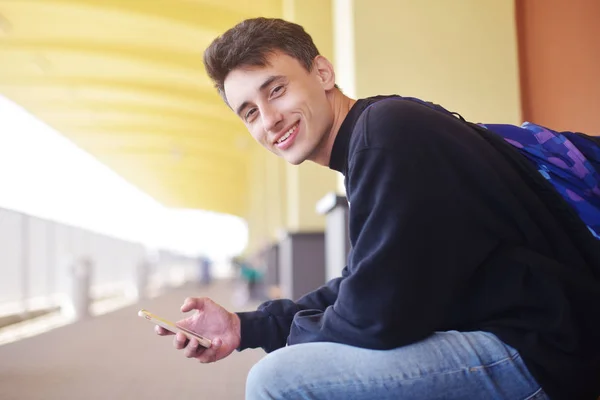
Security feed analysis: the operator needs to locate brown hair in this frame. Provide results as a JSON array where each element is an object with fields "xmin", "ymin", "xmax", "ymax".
[{"xmin": 203, "ymin": 17, "xmax": 321, "ymax": 103}]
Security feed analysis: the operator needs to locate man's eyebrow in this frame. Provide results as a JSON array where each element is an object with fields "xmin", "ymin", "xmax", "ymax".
[{"xmin": 235, "ymin": 75, "xmax": 286, "ymax": 117}]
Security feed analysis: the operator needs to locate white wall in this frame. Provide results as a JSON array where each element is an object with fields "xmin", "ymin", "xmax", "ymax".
[{"xmin": 0, "ymin": 206, "xmax": 198, "ymax": 313}]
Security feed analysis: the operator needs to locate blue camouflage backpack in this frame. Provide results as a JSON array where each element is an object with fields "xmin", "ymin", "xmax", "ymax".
[{"xmin": 403, "ymin": 96, "xmax": 600, "ymax": 239}]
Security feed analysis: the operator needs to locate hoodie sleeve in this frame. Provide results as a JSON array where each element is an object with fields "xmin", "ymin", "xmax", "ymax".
[{"xmin": 236, "ymin": 266, "xmax": 349, "ymax": 352}]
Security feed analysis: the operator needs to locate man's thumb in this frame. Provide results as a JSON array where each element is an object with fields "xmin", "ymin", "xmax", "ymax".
[{"xmin": 181, "ymin": 297, "xmax": 203, "ymax": 312}]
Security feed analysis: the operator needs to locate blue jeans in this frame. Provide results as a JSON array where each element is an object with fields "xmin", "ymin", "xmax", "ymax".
[{"xmin": 246, "ymin": 331, "xmax": 549, "ymax": 400}]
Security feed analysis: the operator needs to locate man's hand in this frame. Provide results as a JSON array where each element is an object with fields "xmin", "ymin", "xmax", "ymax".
[{"xmin": 155, "ymin": 297, "xmax": 241, "ymax": 363}]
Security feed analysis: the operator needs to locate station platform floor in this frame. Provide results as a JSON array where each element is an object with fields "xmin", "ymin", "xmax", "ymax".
[{"xmin": 0, "ymin": 280, "xmax": 265, "ymax": 400}]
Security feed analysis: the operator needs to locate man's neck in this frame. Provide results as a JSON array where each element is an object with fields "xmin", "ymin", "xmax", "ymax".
[{"xmin": 311, "ymin": 89, "xmax": 356, "ymax": 167}]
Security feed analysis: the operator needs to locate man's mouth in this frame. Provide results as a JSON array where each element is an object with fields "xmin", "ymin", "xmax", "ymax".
[
  {"xmin": 277, "ymin": 122, "xmax": 299, "ymax": 144},
  {"xmin": 275, "ymin": 122, "xmax": 299, "ymax": 150}
]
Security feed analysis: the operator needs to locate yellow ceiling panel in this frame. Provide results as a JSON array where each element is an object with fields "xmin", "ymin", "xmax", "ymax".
[
  {"xmin": 101, "ymin": 164, "xmax": 248, "ymax": 215},
  {"xmin": 1, "ymin": 80, "xmax": 224, "ymax": 114},
  {"xmin": 0, "ymin": 0, "xmax": 281, "ymax": 217},
  {"xmin": 76, "ymin": 140, "xmax": 249, "ymax": 170},
  {"xmin": 0, "ymin": 76, "xmax": 228, "ymax": 115},
  {"xmin": 96, "ymin": 156, "xmax": 249, "ymax": 215},
  {"xmin": 1, "ymin": 0, "xmax": 245, "ymax": 43},
  {"xmin": 1, "ymin": 48, "xmax": 207, "ymax": 87}
]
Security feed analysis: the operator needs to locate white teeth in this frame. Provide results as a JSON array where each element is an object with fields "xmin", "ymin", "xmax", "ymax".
[
  {"xmin": 278, "ymin": 131, "xmax": 291, "ymax": 143},
  {"xmin": 277, "ymin": 124, "xmax": 297, "ymax": 144}
]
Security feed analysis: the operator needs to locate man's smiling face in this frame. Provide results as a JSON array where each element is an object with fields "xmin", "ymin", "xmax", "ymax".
[{"xmin": 224, "ymin": 52, "xmax": 335, "ymax": 165}]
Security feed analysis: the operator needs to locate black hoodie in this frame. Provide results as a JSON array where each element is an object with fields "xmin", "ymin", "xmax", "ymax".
[{"xmin": 238, "ymin": 96, "xmax": 600, "ymax": 400}]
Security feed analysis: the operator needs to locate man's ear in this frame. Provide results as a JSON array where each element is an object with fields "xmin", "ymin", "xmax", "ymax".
[{"xmin": 313, "ymin": 55, "xmax": 336, "ymax": 90}]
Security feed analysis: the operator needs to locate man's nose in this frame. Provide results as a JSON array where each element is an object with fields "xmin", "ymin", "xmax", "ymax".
[{"xmin": 261, "ymin": 105, "xmax": 283, "ymax": 133}]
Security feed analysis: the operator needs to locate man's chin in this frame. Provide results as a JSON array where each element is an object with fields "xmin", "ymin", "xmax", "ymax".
[
  {"xmin": 283, "ymin": 153, "xmax": 306, "ymax": 166},
  {"xmin": 286, "ymin": 158, "xmax": 305, "ymax": 166}
]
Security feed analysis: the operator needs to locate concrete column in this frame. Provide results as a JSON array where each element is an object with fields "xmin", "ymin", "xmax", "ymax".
[
  {"xmin": 64, "ymin": 256, "xmax": 93, "ymax": 321},
  {"xmin": 317, "ymin": 192, "xmax": 350, "ymax": 281},
  {"xmin": 264, "ymin": 242, "xmax": 280, "ymax": 288},
  {"xmin": 278, "ymin": 232, "xmax": 326, "ymax": 300},
  {"xmin": 20, "ymin": 213, "xmax": 30, "ymax": 316},
  {"xmin": 134, "ymin": 258, "xmax": 150, "ymax": 300}
]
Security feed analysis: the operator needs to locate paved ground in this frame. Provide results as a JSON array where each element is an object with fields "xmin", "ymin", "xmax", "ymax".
[{"xmin": 0, "ymin": 280, "xmax": 265, "ymax": 400}]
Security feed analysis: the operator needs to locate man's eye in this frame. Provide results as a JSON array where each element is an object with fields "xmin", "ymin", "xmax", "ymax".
[
  {"xmin": 244, "ymin": 108, "xmax": 257, "ymax": 121},
  {"xmin": 270, "ymin": 85, "xmax": 284, "ymax": 97}
]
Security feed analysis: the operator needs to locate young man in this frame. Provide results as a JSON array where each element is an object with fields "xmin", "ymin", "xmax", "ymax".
[{"xmin": 155, "ymin": 17, "xmax": 600, "ymax": 399}]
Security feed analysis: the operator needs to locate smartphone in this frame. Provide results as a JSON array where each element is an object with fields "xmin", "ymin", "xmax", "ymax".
[{"xmin": 138, "ymin": 309, "xmax": 212, "ymax": 348}]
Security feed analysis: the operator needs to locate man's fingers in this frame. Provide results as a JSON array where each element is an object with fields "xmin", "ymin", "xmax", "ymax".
[
  {"xmin": 184, "ymin": 338, "xmax": 202, "ymax": 358},
  {"xmin": 196, "ymin": 338, "xmax": 222, "ymax": 364},
  {"xmin": 155, "ymin": 325, "xmax": 174, "ymax": 336},
  {"xmin": 173, "ymin": 332, "xmax": 189, "ymax": 350},
  {"xmin": 180, "ymin": 297, "xmax": 205, "ymax": 313}
]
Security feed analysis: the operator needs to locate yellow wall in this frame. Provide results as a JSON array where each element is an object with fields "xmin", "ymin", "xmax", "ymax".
[
  {"xmin": 284, "ymin": 0, "xmax": 335, "ymax": 60},
  {"xmin": 351, "ymin": 0, "xmax": 522, "ymax": 124}
]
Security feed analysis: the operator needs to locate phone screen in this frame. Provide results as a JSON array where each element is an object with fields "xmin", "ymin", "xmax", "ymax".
[{"xmin": 138, "ymin": 309, "xmax": 212, "ymax": 348}]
